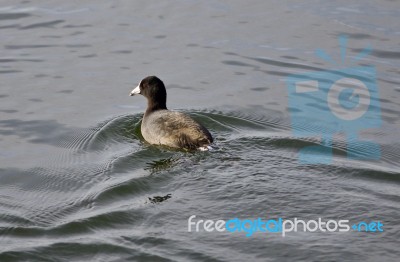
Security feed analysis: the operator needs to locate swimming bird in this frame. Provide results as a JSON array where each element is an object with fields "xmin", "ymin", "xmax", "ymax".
[{"xmin": 129, "ymin": 76, "xmax": 213, "ymax": 151}]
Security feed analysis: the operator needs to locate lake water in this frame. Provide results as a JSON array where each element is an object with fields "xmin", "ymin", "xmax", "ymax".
[{"xmin": 1, "ymin": 0, "xmax": 399, "ymax": 261}]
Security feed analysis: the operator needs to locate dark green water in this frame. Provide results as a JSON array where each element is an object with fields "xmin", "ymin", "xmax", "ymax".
[{"xmin": 1, "ymin": 1, "xmax": 399, "ymax": 261}]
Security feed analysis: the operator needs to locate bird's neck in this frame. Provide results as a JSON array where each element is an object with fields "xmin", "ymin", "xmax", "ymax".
[{"xmin": 146, "ymin": 99, "xmax": 167, "ymax": 114}]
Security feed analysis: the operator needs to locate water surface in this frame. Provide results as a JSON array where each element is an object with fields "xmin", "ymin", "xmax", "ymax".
[{"xmin": 1, "ymin": 0, "xmax": 399, "ymax": 261}]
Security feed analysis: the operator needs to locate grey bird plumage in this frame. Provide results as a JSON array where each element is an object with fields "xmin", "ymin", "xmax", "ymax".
[{"xmin": 130, "ymin": 76, "xmax": 213, "ymax": 150}]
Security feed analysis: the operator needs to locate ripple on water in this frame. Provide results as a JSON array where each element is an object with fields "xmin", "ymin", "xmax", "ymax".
[{"xmin": 1, "ymin": 109, "xmax": 399, "ymax": 260}]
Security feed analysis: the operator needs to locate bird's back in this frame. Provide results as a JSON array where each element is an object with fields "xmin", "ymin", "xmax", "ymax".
[{"xmin": 141, "ymin": 110, "xmax": 213, "ymax": 149}]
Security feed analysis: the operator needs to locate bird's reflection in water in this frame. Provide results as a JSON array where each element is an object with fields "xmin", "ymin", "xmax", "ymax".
[{"xmin": 145, "ymin": 157, "xmax": 179, "ymax": 172}]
